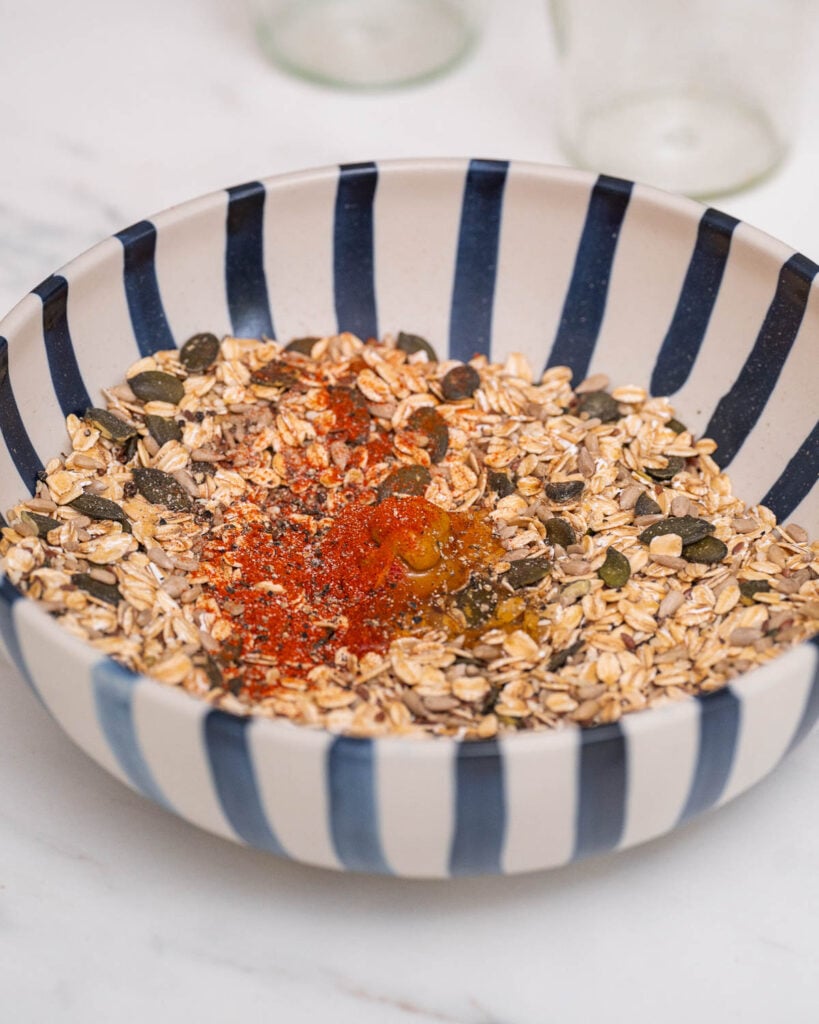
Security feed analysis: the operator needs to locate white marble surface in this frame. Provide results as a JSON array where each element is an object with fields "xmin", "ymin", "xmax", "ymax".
[{"xmin": 1, "ymin": 2, "xmax": 819, "ymax": 1021}]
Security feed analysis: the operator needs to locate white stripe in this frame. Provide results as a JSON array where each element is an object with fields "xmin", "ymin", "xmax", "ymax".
[
  {"xmin": 492, "ymin": 164, "xmax": 595, "ymax": 370},
  {"xmin": 13, "ymin": 598, "xmax": 127, "ymax": 786},
  {"xmin": 152, "ymin": 192, "xmax": 233, "ymax": 346},
  {"xmin": 61, "ymin": 237, "xmax": 140, "ymax": 402},
  {"xmin": 374, "ymin": 158, "xmax": 468, "ymax": 356},
  {"xmin": 3, "ymin": 294, "xmax": 70, "ymax": 468},
  {"xmin": 248, "ymin": 719, "xmax": 341, "ymax": 870},
  {"xmin": 589, "ymin": 185, "xmax": 701, "ymax": 390},
  {"xmin": 375, "ymin": 736, "xmax": 455, "ymax": 878},
  {"xmin": 131, "ymin": 680, "xmax": 236, "ymax": 841},
  {"xmin": 620, "ymin": 698, "xmax": 700, "ymax": 849},
  {"xmin": 261, "ymin": 170, "xmax": 338, "ymax": 343},
  {"xmin": 720, "ymin": 645, "xmax": 817, "ymax": 806},
  {"xmin": 500, "ymin": 727, "xmax": 579, "ymax": 873}
]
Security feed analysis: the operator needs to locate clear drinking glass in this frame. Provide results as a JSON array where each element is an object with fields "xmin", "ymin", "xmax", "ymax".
[
  {"xmin": 250, "ymin": 0, "xmax": 486, "ymax": 90},
  {"xmin": 548, "ymin": 0, "xmax": 814, "ymax": 197}
]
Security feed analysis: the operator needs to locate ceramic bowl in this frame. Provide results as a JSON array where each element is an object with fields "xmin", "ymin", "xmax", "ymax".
[{"xmin": 1, "ymin": 159, "xmax": 817, "ymax": 877}]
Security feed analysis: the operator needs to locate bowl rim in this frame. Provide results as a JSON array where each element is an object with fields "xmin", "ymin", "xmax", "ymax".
[{"xmin": 0, "ymin": 155, "xmax": 814, "ymax": 755}]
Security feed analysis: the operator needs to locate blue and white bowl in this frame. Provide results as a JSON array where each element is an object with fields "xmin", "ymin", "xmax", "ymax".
[{"xmin": 0, "ymin": 159, "xmax": 817, "ymax": 877}]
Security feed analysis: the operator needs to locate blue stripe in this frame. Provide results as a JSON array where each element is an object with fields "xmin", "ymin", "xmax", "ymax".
[
  {"xmin": 31, "ymin": 275, "xmax": 91, "ymax": 417},
  {"xmin": 449, "ymin": 159, "xmax": 509, "ymax": 362},
  {"xmin": 225, "ymin": 181, "xmax": 275, "ymax": 339},
  {"xmin": 678, "ymin": 689, "xmax": 741, "ymax": 822},
  {"xmin": 203, "ymin": 709, "xmax": 285, "ymax": 854},
  {"xmin": 0, "ymin": 335, "xmax": 43, "ymax": 492},
  {"xmin": 92, "ymin": 659, "xmax": 169, "ymax": 808},
  {"xmin": 760, "ymin": 419, "xmax": 819, "ymax": 521},
  {"xmin": 651, "ymin": 208, "xmax": 739, "ymax": 396},
  {"xmin": 786, "ymin": 636, "xmax": 819, "ymax": 755},
  {"xmin": 546, "ymin": 174, "xmax": 633, "ymax": 380},
  {"xmin": 115, "ymin": 220, "xmax": 175, "ymax": 357},
  {"xmin": 449, "ymin": 739, "xmax": 505, "ymax": 875},
  {"xmin": 705, "ymin": 252, "xmax": 819, "ymax": 469},
  {"xmin": 333, "ymin": 162, "xmax": 378, "ymax": 341},
  {"xmin": 573, "ymin": 723, "xmax": 627, "ymax": 859},
  {"xmin": 0, "ymin": 576, "xmax": 40, "ymax": 700},
  {"xmin": 328, "ymin": 736, "xmax": 390, "ymax": 872}
]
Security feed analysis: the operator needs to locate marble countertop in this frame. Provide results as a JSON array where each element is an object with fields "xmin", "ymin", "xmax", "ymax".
[{"xmin": 2, "ymin": 2, "xmax": 819, "ymax": 1021}]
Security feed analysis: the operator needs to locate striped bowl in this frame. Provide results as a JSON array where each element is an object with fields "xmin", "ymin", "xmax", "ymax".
[{"xmin": 1, "ymin": 159, "xmax": 817, "ymax": 877}]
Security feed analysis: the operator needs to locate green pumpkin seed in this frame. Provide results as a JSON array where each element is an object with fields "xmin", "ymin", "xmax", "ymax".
[
  {"xmin": 634, "ymin": 491, "xmax": 662, "ymax": 517},
  {"xmin": 576, "ymin": 390, "xmax": 620, "ymax": 423},
  {"xmin": 666, "ymin": 417, "xmax": 687, "ymax": 434},
  {"xmin": 441, "ymin": 364, "xmax": 481, "ymax": 401},
  {"xmin": 644, "ymin": 456, "xmax": 686, "ymax": 481},
  {"xmin": 179, "ymin": 332, "xmax": 220, "ymax": 373},
  {"xmin": 505, "ymin": 555, "xmax": 551, "ymax": 589},
  {"xmin": 196, "ymin": 652, "xmax": 224, "ymax": 688},
  {"xmin": 545, "ymin": 517, "xmax": 576, "ymax": 548},
  {"xmin": 597, "ymin": 547, "xmax": 631, "ymax": 588},
  {"xmin": 738, "ymin": 579, "xmax": 772, "ymax": 604},
  {"xmin": 545, "ymin": 480, "xmax": 585, "ymax": 503},
  {"xmin": 20, "ymin": 510, "xmax": 63, "ymax": 537},
  {"xmin": 83, "ymin": 408, "xmax": 138, "ymax": 443},
  {"xmin": 396, "ymin": 331, "xmax": 437, "ymax": 362},
  {"xmin": 127, "ymin": 370, "xmax": 185, "ymax": 405},
  {"xmin": 69, "ymin": 493, "xmax": 131, "ymax": 529},
  {"xmin": 639, "ymin": 515, "xmax": 714, "ymax": 546},
  {"xmin": 72, "ymin": 572, "xmax": 122, "ymax": 605},
  {"xmin": 132, "ymin": 467, "xmax": 194, "ymax": 511},
  {"xmin": 285, "ymin": 336, "xmax": 320, "ymax": 356},
  {"xmin": 144, "ymin": 414, "xmax": 183, "ymax": 447},
  {"xmin": 487, "ymin": 471, "xmax": 514, "ymax": 497},
  {"xmin": 250, "ymin": 360, "xmax": 299, "ymax": 389},
  {"xmin": 682, "ymin": 535, "xmax": 728, "ymax": 564},
  {"xmin": 376, "ymin": 465, "xmax": 432, "ymax": 502},
  {"xmin": 407, "ymin": 406, "xmax": 449, "ymax": 463},
  {"xmin": 548, "ymin": 639, "xmax": 583, "ymax": 672},
  {"xmin": 455, "ymin": 575, "xmax": 497, "ymax": 627}
]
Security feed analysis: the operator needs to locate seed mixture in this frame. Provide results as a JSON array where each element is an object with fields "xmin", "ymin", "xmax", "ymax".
[{"xmin": 1, "ymin": 330, "xmax": 817, "ymax": 739}]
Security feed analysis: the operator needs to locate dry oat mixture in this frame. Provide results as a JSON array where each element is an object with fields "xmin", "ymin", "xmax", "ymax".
[{"xmin": 1, "ymin": 330, "xmax": 817, "ymax": 739}]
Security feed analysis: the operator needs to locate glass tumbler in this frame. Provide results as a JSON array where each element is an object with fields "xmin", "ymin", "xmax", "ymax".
[
  {"xmin": 250, "ymin": 0, "xmax": 486, "ymax": 89},
  {"xmin": 548, "ymin": 0, "xmax": 814, "ymax": 197}
]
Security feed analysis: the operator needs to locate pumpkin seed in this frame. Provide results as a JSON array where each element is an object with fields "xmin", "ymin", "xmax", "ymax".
[
  {"xmin": 487, "ymin": 470, "xmax": 515, "ymax": 497},
  {"xmin": 83, "ymin": 408, "xmax": 137, "ymax": 443},
  {"xmin": 196, "ymin": 652, "xmax": 224, "ymax": 688},
  {"xmin": 69, "ymin": 492, "xmax": 131, "ymax": 529},
  {"xmin": 376, "ymin": 465, "xmax": 432, "ymax": 502},
  {"xmin": 545, "ymin": 480, "xmax": 585, "ymax": 503},
  {"xmin": 505, "ymin": 555, "xmax": 551, "ymax": 589},
  {"xmin": 455, "ymin": 575, "xmax": 497, "ymax": 627},
  {"xmin": 738, "ymin": 579, "xmax": 772, "ymax": 604},
  {"xmin": 441, "ymin": 364, "xmax": 481, "ymax": 401},
  {"xmin": 20, "ymin": 510, "xmax": 62, "ymax": 537},
  {"xmin": 682, "ymin": 535, "xmax": 728, "ymax": 564},
  {"xmin": 179, "ymin": 332, "xmax": 220, "ymax": 373},
  {"xmin": 545, "ymin": 517, "xmax": 576, "ymax": 548},
  {"xmin": 127, "ymin": 370, "xmax": 185, "ymax": 405},
  {"xmin": 548, "ymin": 639, "xmax": 583, "ymax": 672},
  {"xmin": 576, "ymin": 390, "xmax": 620, "ymax": 422},
  {"xmin": 666, "ymin": 417, "xmax": 687, "ymax": 434},
  {"xmin": 284, "ymin": 336, "xmax": 320, "ymax": 356},
  {"xmin": 639, "ymin": 515, "xmax": 714, "ymax": 546},
  {"xmin": 132, "ymin": 467, "xmax": 194, "ymax": 511},
  {"xmin": 644, "ymin": 456, "xmax": 686, "ymax": 481},
  {"xmin": 144, "ymin": 414, "xmax": 183, "ymax": 447},
  {"xmin": 250, "ymin": 360, "xmax": 299, "ymax": 388},
  {"xmin": 396, "ymin": 331, "xmax": 437, "ymax": 362},
  {"xmin": 122, "ymin": 435, "xmax": 140, "ymax": 464},
  {"xmin": 597, "ymin": 547, "xmax": 631, "ymax": 588},
  {"xmin": 407, "ymin": 406, "xmax": 449, "ymax": 463},
  {"xmin": 71, "ymin": 572, "xmax": 122, "ymax": 605},
  {"xmin": 634, "ymin": 491, "xmax": 662, "ymax": 517}
]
